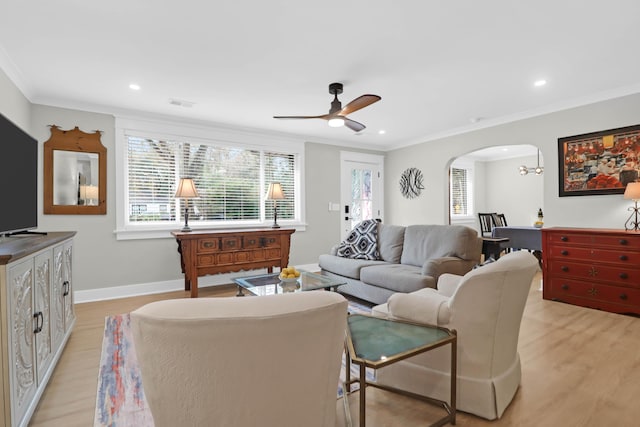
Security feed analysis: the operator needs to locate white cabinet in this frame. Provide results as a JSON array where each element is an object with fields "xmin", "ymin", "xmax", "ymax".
[{"xmin": 0, "ymin": 232, "xmax": 75, "ymax": 427}]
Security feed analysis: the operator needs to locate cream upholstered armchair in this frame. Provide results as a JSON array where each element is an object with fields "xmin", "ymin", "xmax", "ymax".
[
  {"xmin": 371, "ymin": 250, "xmax": 538, "ymax": 420},
  {"xmin": 131, "ymin": 291, "xmax": 348, "ymax": 427}
]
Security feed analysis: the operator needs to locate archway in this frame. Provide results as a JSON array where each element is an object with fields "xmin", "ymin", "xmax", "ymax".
[{"xmin": 448, "ymin": 144, "xmax": 544, "ymax": 233}]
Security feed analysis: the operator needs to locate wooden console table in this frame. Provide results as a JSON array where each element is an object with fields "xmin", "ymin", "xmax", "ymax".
[{"xmin": 172, "ymin": 228, "xmax": 295, "ymax": 298}]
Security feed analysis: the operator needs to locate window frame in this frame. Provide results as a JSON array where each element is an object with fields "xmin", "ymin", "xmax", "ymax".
[
  {"xmin": 115, "ymin": 116, "xmax": 306, "ymax": 240},
  {"xmin": 449, "ymin": 159, "xmax": 475, "ymax": 221}
]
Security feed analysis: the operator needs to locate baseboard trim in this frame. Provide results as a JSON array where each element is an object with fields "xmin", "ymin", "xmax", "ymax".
[{"xmin": 74, "ymin": 263, "xmax": 319, "ymax": 303}]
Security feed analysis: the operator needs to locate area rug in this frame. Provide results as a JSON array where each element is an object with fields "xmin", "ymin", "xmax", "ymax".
[{"xmin": 94, "ymin": 299, "xmax": 374, "ymax": 427}]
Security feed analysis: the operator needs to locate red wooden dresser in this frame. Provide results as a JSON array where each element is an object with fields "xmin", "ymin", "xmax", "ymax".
[{"xmin": 542, "ymin": 227, "xmax": 640, "ymax": 315}]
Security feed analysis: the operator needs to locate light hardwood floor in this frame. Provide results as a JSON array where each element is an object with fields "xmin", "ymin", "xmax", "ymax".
[{"xmin": 29, "ymin": 273, "xmax": 640, "ymax": 427}]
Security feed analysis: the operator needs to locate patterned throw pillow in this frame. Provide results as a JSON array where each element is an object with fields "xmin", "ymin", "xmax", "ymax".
[{"xmin": 336, "ymin": 219, "xmax": 380, "ymax": 260}]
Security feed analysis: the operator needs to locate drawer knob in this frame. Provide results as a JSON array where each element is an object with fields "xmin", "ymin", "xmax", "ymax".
[
  {"xmin": 619, "ymin": 239, "xmax": 628, "ymax": 245},
  {"xmin": 560, "ymin": 250, "xmax": 568, "ymax": 256},
  {"xmin": 620, "ymin": 293, "xmax": 628, "ymax": 301},
  {"xmin": 620, "ymin": 255, "xmax": 628, "ymax": 261},
  {"xmin": 203, "ymin": 242, "xmax": 214, "ymax": 248},
  {"xmin": 561, "ymin": 266, "xmax": 569, "ymax": 272},
  {"xmin": 248, "ymin": 239, "xmax": 256, "ymax": 245},
  {"xmin": 560, "ymin": 236, "xmax": 568, "ymax": 242},
  {"xmin": 561, "ymin": 284, "xmax": 569, "ymax": 290},
  {"xmin": 620, "ymin": 272, "xmax": 629, "ymax": 279}
]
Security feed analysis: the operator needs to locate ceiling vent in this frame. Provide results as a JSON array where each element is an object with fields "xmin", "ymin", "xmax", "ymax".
[{"xmin": 169, "ymin": 99, "xmax": 195, "ymax": 108}]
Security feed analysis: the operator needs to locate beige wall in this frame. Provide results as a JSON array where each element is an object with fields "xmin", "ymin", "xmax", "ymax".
[
  {"xmin": 27, "ymin": 104, "xmax": 382, "ymax": 295},
  {"xmin": 4, "ymin": 67, "xmax": 640, "ymax": 297},
  {"xmin": 0, "ymin": 67, "xmax": 30, "ymax": 131},
  {"xmin": 385, "ymin": 93, "xmax": 640, "ymax": 230}
]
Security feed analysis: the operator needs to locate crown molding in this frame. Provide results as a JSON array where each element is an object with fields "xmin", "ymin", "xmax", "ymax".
[{"xmin": 0, "ymin": 43, "xmax": 34, "ymax": 101}]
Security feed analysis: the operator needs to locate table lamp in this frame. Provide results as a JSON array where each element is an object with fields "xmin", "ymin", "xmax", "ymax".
[
  {"xmin": 624, "ymin": 182, "xmax": 640, "ymax": 231},
  {"xmin": 175, "ymin": 178, "xmax": 200, "ymax": 232},
  {"xmin": 265, "ymin": 182, "xmax": 285, "ymax": 229}
]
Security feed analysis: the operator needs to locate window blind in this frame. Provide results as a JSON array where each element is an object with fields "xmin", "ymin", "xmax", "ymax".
[
  {"xmin": 450, "ymin": 167, "xmax": 468, "ymax": 216},
  {"xmin": 127, "ymin": 136, "xmax": 298, "ymax": 226}
]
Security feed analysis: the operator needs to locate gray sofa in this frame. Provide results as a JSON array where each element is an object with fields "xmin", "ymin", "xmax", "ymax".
[{"xmin": 319, "ymin": 224, "xmax": 482, "ymax": 304}]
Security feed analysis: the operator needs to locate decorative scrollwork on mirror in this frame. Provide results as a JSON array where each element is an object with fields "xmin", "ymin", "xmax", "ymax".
[{"xmin": 44, "ymin": 125, "xmax": 106, "ymax": 214}]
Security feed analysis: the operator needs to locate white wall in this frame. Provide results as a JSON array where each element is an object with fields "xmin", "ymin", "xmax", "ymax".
[
  {"xmin": 484, "ymin": 154, "xmax": 545, "ymax": 227},
  {"xmin": 385, "ymin": 93, "xmax": 640, "ymax": 230}
]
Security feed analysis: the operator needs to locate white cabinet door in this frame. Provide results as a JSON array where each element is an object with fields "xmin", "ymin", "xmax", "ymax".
[
  {"xmin": 33, "ymin": 252, "xmax": 53, "ymax": 386},
  {"xmin": 52, "ymin": 241, "xmax": 74, "ymax": 347},
  {"xmin": 7, "ymin": 258, "xmax": 37, "ymax": 427},
  {"xmin": 51, "ymin": 246, "xmax": 65, "ymax": 352},
  {"xmin": 61, "ymin": 242, "xmax": 74, "ymax": 332}
]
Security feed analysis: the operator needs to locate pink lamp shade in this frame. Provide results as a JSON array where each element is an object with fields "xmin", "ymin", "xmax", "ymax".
[
  {"xmin": 624, "ymin": 182, "xmax": 640, "ymax": 200},
  {"xmin": 265, "ymin": 182, "xmax": 285, "ymax": 200},
  {"xmin": 175, "ymin": 178, "xmax": 200, "ymax": 199}
]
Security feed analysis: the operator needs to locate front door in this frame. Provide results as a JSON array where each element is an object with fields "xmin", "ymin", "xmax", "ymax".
[{"xmin": 340, "ymin": 152, "xmax": 384, "ymax": 240}]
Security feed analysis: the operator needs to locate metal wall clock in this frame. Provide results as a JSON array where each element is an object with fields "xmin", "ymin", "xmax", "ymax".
[{"xmin": 399, "ymin": 167, "xmax": 424, "ymax": 199}]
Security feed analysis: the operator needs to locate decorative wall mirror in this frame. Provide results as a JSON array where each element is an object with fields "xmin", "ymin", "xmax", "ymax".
[{"xmin": 44, "ymin": 125, "xmax": 106, "ymax": 214}]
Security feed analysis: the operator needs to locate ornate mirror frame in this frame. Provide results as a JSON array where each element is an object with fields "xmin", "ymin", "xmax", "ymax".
[{"xmin": 44, "ymin": 125, "xmax": 106, "ymax": 214}]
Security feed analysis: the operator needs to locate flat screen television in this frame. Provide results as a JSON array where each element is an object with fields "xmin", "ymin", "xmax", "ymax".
[{"xmin": 0, "ymin": 113, "xmax": 38, "ymax": 236}]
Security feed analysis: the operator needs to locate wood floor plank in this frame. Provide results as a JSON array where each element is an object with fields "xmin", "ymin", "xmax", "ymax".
[{"xmin": 28, "ymin": 275, "xmax": 640, "ymax": 426}]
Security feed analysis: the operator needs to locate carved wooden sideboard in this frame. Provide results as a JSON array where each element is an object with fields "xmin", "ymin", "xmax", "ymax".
[
  {"xmin": 542, "ymin": 227, "xmax": 640, "ymax": 315},
  {"xmin": 0, "ymin": 232, "xmax": 75, "ymax": 427},
  {"xmin": 172, "ymin": 228, "xmax": 295, "ymax": 298}
]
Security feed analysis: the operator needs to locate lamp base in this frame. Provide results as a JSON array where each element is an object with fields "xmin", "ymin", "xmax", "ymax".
[
  {"xmin": 271, "ymin": 223, "xmax": 281, "ymax": 229},
  {"xmin": 182, "ymin": 206, "xmax": 192, "ymax": 232},
  {"xmin": 624, "ymin": 203, "xmax": 640, "ymax": 231}
]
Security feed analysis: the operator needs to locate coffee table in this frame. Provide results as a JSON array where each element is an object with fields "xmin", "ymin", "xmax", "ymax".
[
  {"xmin": 344, "ymin": 314, "xmax": 457, "ymax": 427},
  {"xmin": 233, "ymin": 270, "xmax": 346, "ymax": 296}
]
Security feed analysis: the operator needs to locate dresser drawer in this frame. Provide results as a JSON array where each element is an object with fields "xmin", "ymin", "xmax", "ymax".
[
  {"xmin": 546, "ymin": 246, "xmax": 640, "ymax": 264},
  {"xmin": 198, "ymin": 238, "xmax": 219, "ymax": 252},
  {"xmin": 546, "ymin": 232, "xmax": 640, "ymax": 250},
  {"xmin": 546, "ymin": 259, "xmax": 640, "ymax": 287},
  {"xmin": 243, "ymin": 236, "xmax": 262, "ymax": 249},
  {"xmin": 547, "ymin": 278, "xmax": 640, "ymax": 311},
  {"xmin": 220, "ymin": 237, "xmax": 241, "ymax": 251}
]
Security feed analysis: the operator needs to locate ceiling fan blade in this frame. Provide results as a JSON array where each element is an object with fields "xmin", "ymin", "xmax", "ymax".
[
  {"xmin": 339, "ymin": 94, "xmax": 381, "ymax": 116},
  {"xmin": 344, "ymin": 118, "xmax": 366, "ymax": 132},
  {"xmin": 273, "ymin": 114, "xmax": 328, "ymax": 120}
]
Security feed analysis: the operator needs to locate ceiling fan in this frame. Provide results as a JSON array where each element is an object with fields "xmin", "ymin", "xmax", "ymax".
[{"xmin": 273, "ymin": 82, "xmax": 381, "ymax": 132}]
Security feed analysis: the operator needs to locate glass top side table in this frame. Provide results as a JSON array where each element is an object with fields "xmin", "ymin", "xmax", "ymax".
[{"xmin": 344, "ymin": 314, "xmax": 457, "ymax": 427}]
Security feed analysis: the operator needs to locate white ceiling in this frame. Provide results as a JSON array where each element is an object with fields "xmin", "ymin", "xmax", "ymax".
[{"xmin": 2, "ymin": 1, "xmax": 640, "ymax": 151}]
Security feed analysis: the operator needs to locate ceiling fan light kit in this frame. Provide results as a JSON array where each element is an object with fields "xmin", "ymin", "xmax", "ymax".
[
  {"xmin": 273, "ymin": 82, "xmax": 381, "ymax": 132},
  {"xmin": 328, "ymin": 117, "xmax": 345, "ymax": 127}
]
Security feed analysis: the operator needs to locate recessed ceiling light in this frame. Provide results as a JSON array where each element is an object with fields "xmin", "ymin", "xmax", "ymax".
[
  {"xmin": 534, "ymin": 79, "xmax": 547, "ymax": 87},
  {"xmin": 378, "ymin": 130, "xmax": 386, "ymax": 135},
  {"xmin": 129, "ymin": 83, "xmax": 141, "ymax": 91}
]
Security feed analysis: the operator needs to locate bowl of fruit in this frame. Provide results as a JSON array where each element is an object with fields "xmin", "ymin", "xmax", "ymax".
[
  {"xmin": 279, "ymin": 266, "xmax": 301, "ymax": 284},
  {"xmin": 279, "ymin": 267, "xmax": 301, "ymax": 292}
]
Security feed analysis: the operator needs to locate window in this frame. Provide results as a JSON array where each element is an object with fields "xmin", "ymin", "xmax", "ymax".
[
  {"xmin": 450, "ymin": 164, "xmax": 473, "ymax": 218},
  {"xmin": 115, "ymin": 117, "xmax": 304, "ymax": 239}
]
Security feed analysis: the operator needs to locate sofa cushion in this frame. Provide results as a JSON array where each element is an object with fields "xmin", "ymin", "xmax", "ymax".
[
  {"xmin": 318, "ymin": 254, "xmax": 388, "ymax": 280},
  {"xmin": 377, "ymin": 224, "xmax": 405, "ymax": 263},
  {"xmin": 360, "ymin": 264, "xmax": 436, "ymax": 293},
  {"xmin": 400, "ymin": 225, "xmax": 480, "ymax": 267},
  {"xmin": 336, "ymin": 219, "xmax": 380, "ymax": 260}
]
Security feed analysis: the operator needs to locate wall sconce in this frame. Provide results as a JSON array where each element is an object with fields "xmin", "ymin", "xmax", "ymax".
[
  {"xmin": 175, "ymin": 178, "xmax": 200, "ymax": 232},
  {"xmin": 265, "ymin": 182, "xmax": 285, "ymax": 229},
  {"xmin": 519, "ymin": 149, "xmax": 544, "ymax": 176},
  {"xmin": 624, "ymin": 182, "xmax": 640, "ymax": 231}
]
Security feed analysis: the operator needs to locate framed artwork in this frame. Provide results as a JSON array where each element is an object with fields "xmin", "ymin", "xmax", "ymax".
[{"xmin": 558, "ymin": 124, "xmax": 640, "ymax": 197}]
